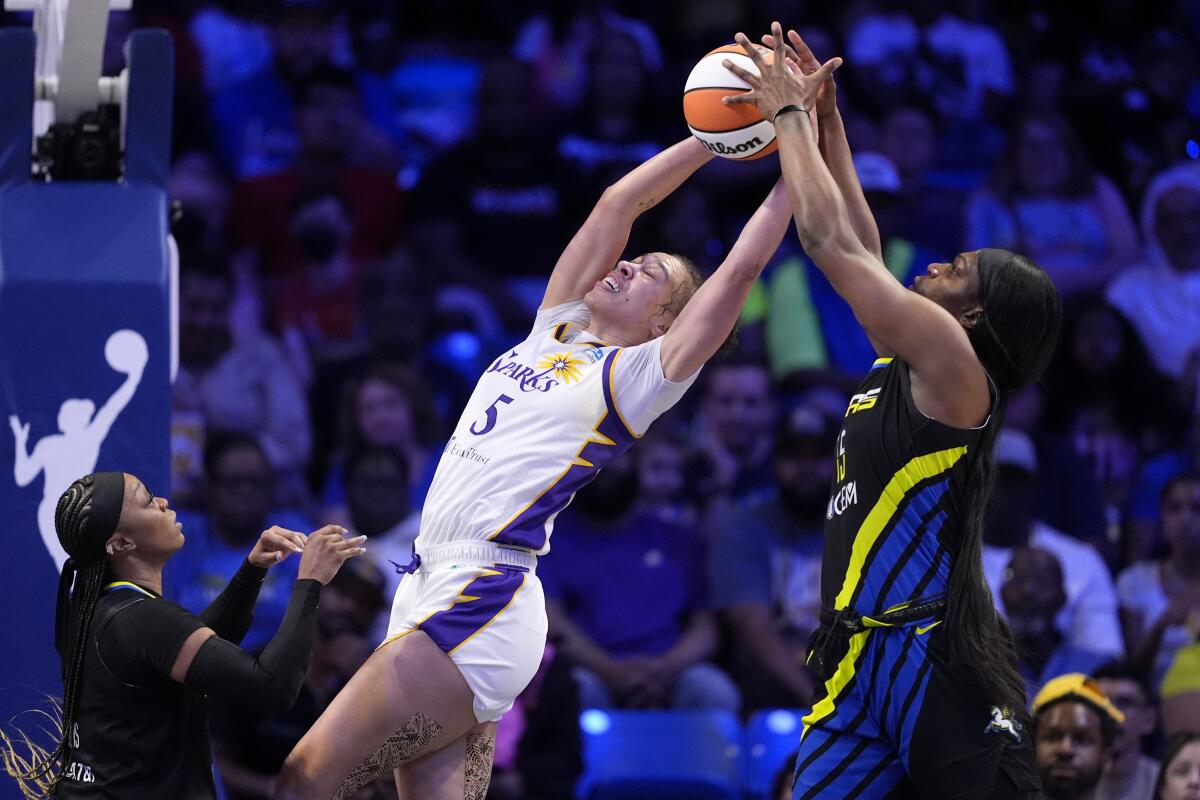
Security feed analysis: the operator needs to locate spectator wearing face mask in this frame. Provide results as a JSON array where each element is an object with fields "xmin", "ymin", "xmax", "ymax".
[{"xmin": 227, "ymin": 64, "xmax": 403, "ymax": 341}]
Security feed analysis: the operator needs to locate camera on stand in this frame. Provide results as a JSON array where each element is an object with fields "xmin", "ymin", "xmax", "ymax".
[{"xmin": 33, "ymin": 104, "xmax": 122, "ymax": 181}]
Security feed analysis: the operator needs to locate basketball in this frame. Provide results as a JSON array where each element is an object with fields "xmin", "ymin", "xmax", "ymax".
[
  {"xmin": 104, "ymin": 329, "xmax": 149, "ymax": 374},
  {"xmin": 683, "ymin": 44, "xmax": 779, "ymax": 161}
]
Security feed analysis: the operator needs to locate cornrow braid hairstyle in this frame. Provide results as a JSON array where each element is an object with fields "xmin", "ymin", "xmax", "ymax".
[{"xmin": 3, "ymin": 475, "xmax": 118, "ymax": 798}]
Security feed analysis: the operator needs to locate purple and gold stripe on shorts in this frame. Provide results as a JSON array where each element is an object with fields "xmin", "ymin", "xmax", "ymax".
[{"xmin": 419, "ymin": 567, "xmax": 527, "ymax": 655}]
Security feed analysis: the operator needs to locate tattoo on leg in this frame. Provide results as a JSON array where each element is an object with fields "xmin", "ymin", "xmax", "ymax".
[
  {"xmin": 332, "ymin": 712, "xmax": 443, "ymax": 799},
  {"xmin": 464, "ymin": 728, "xmax": 496, "ymax": 800}
]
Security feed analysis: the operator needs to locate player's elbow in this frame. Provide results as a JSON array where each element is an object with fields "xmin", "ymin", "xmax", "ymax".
[
  {"xmin": 244, "ymin": 665, "xmax": 307, "ymax": 713},
  {"xmin": 721, "ymin": 258, "xmax": 764, "ymax": 287},
  {"xmin": 591, "ymin": 185, "xmax": 637, "ymax": 226},
  {"xmin": 256, "ymin": 679, "xmax": 303, "ymax": 713},
  {"xmin": 597, "ymin": 183, "xmax": 629, "ymax": 212},
  {"xmin": 805, "ymin": 229, "xmax": 870, "ymax": 270},
  {"xmin": 796, "ymin": 225, "xmax": 829, "ymax": 256}
]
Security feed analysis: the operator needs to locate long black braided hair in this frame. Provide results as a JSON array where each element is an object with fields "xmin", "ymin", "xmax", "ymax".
[
  {"xmin": 943, "ymin": 249, "xmax": 1061, "ymax": 719},
  {"xmin": 1, "ymin": 472, "xmax": 125, "ymax": 798}
]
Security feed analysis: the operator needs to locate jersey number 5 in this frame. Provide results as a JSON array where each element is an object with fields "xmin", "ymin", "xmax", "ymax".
[{"xmin": 470, "ymin": 394, "xmax": 514, "ymax": 436}]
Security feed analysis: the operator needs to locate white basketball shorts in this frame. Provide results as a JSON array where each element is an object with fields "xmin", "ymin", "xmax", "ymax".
[{"xmin": 381, "ymin": 541, "xmax": 547, "ymax": 723}]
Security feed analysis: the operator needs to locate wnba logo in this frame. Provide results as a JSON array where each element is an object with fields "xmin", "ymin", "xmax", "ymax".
[{"xmin": 9, "ymin": 329, "xmax": 147, "ymax": 571}]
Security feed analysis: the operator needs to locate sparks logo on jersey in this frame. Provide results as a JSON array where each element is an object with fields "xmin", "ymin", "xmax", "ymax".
[
  {"xmin": 845, "ymin": 388, "xmax": 881, "ymax": 416},
  {"xmin": 485, "ymin": 353, "xmax": 560, "ymax": 392},
  {"xmin": 538, "ymin": 352, "xmax": 585, "ymax": 384}
]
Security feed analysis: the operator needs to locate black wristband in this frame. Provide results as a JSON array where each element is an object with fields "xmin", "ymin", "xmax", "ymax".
[{"xmin": 772, "ymin": 104, "xmax": 810, "ymax": 123}]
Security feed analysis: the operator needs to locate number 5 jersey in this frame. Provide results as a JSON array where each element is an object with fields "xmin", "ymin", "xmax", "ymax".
[{"xmin": 416, "ymin": 300, "xmax": 700, "ymax": 555}]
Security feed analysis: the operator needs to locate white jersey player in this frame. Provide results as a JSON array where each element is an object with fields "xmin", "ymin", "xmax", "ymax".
[
  {"xmin": 278, "ymin": 136, "xmax": 795, "ymax": 800},
  {"xmin": 419, "ymin": 299, "xmax": 696, "ymax": 556}
]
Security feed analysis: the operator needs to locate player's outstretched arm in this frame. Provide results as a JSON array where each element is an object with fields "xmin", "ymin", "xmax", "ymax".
[
  {"xmin": 762, "ymin": 28, "xmax": 883, "ymax": 261},
  {"xmin": 658, "ymin": 179, "xmax": 792, "ymax": 381},
  {"xmin": 725, "ymin": 25, "xmax": 982, "ymax": 403},
  {"xmin": 541, "ymin": 138, "xmax": 715, "ymax": 309}
]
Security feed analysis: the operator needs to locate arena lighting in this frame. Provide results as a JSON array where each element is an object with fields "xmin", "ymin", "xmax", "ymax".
[
  {"xmin": 6, "ymin": 0, "xmax": 132, "ymax": 180},
  {"xmin": 580, "ymin": 709, "xmax": 612, "ymax": 735},
  {"xmin": 766, "ymin": 709, "xmax": 800, "ymax": 735}
]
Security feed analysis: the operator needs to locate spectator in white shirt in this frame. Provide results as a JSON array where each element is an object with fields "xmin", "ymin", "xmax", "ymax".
[
  {"xmin": 982, "ymin": 428, "xmax": 1124, "ymax": 657},
  {"xmin": 172, "ymin": 248, "xmax": 312, "ymax": 509}
]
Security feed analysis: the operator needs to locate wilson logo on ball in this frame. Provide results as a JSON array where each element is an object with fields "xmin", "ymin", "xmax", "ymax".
[
  {"xmin": 699, "ymin": 137, "xmax": 765, "ymax": 155},
  {"xmin": 683, "ymin": 44, "xmax": 778, "ymax": 161}
]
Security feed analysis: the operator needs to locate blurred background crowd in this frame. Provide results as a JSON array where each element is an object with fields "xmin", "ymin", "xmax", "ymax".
[{"xmin": 12, "ymin": 0, "xmax": 1200, "ymax": 796}]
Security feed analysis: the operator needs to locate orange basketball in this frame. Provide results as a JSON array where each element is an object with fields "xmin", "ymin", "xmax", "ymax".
[{"xmin": 683, "ymin": 44, "xmax": 778, "ymax": 160}]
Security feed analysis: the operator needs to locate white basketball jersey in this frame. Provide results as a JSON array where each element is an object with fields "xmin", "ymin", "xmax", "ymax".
[{"xmin": 417, "ymin": 301, "xmax": 699, "ymax": 555}]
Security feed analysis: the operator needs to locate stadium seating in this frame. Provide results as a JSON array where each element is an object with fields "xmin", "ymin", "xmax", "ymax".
[
  {"xmin": 576, "ymin": 709, "xmax": 744, "ymax": 800},
  {"xmin": 743, "ymin": 709, "xmax": 805, "ymax": 799},
  {"xmin": 576, "ymin": 708, "xmax": 808, "ymax": 800}
]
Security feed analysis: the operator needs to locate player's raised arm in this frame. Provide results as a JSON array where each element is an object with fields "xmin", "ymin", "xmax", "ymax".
[
  {"xmin": 762, "ymin": 28, "xmax": 882, "ymax": 262},
  {"xmin": 541, "ymin": 138, "xmax": 715, "ymax": 309},
  {"xmin": 724, "ymin": 26, "xmax": 983, "ymax": 411},
  {"xmin": 659, "ymin": 178, "xmax": 792, "ymax": 381}
]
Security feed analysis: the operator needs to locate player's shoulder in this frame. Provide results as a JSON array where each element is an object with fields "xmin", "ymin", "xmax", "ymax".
[{"xmin": 532, "ymin": 300, "xmax": 591, "ymax": 335}]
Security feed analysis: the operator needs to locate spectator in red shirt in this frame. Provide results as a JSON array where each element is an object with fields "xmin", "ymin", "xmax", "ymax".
[{"xmin": 229, "ymin": 63, "xmax": 403, "ymax": 329}]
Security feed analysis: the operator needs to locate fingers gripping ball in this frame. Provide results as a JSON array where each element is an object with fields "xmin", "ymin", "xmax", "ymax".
[
  {"xmin": 104, "ymin": 329, "xmax": 148, "ymax": 374},
  {"xmin": 684, "ymin": 44, "xmax": 778, "ymax": 160}
]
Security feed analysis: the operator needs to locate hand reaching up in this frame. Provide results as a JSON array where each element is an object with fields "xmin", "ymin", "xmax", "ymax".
[
  {"xmin": 761, "ymin": 27, "xmax": 838, "ymax": 118},
  {"xmin": 722, "ymin": 22, "xmax": 841, "ymax": 125}
]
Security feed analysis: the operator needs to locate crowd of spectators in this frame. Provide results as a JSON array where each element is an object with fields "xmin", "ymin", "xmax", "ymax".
[{"xmin": 27, "ymin": 0, "xmax": 1200, "ymax": 796}]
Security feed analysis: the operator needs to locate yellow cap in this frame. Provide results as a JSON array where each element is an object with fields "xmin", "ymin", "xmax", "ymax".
[{"xmin": 1032, "ymin": 673, "xmax": 1125, "ymax": 725}]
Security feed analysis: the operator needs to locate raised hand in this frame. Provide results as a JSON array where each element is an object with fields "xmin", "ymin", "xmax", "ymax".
[
  {"xmin": 248, "ymin": 525, "xmax": 308, "ymax": 568},
  {"xmin": 722, "ymin": 22, "xmax": 841, "ymax": 124},
  {"xmin": 296, "ymin": 525, "xmax": 367, "ymax": 585},
  {"xmin": 762, "ymin": 28, "xmax": 838, "ymax": 118},
  {"xmin": 9, "ymin": 415, "xmax": 29, "ymax": 442}
]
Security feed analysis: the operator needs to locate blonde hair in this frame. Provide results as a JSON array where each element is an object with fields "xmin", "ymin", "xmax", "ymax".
[
  {"xmin": 661, "ymin": 253, "xmax": 739, "ymax": 356},
  {"xmin": 0, "ymin": 697, "xmax": 64, "ymax": 798}
]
